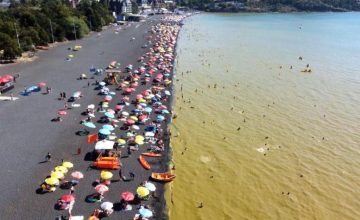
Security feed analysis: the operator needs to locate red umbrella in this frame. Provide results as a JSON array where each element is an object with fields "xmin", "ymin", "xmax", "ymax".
[
  {"xmin": 95, "ymin": 184, "xmax": 109, "ymax": 194},
  {"xmin": 61, "ymin": 194, "xmax": 75, "ymax": 203},
  {"xmin": 115, "ymin": 105, "xmax": 123, "ymax": 110},
  {"xmin": 121, "ymin": 192, "xmax": 134, "ymax": 202},
  {"xmin": 125, "ymin": 88, "xmax": 132, "ymax": 94},
  {"xmin": 136, "ymin": 94, "xmax": 143, "ymax": 100},
  {"xmin": 126, "ymin": 119, "xmax": 135, "ymax": 125},
  {"xmin": 58, "ymin": 110, "xmax": 67, "ymax": 116},
  {"xmin": 37, "ymin": 82, "xmax": 46, "ymax": 87},
  {"xmin": 138, "ymin": 115, "xmax": 147, "ymax": 121}
]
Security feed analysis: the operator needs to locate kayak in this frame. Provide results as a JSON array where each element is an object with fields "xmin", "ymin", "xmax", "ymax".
[
  {"xmin": 138, "ymin": 155, "xmax": 151, "ymax": 170},
  {"xmin": 151, "ymin": 172, "xmax": 176, "ymax": 182},
  {"xmin": 141, "ymin": 152, "xmax": 162, "ymax": 157}
]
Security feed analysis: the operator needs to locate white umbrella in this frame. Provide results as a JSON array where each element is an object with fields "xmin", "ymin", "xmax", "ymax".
[
  {"xmin": 87, "ymin": 104, "xmax": 95, "ymax": 109},
  {"xmin": 95, "ymin": 140, "xmax": 114, "ymax": 150},
  {"xmin": 100, "ymin": 201, "xmax": 113, "ymax": 210},
  {"xmin": 131, "ymin": 125, "xmax": 140, "ymax": 130},
  {"xmin": 121, "ymin": 111, "xmax": 129, "ymax": 116},
  {"xmin": 145, "ymin": 132, "xmax": 155, "ymax": 137}
]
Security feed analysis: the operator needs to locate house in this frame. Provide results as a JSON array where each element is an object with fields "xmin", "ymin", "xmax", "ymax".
[{"xmin": 109, "ymin": 0, "xmax": 132, "ymax": 14}]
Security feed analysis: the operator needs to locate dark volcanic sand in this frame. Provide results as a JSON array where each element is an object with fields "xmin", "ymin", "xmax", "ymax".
[{"xmin": 0, "ymin": 16, "xmax": 172, "ymax": 219}]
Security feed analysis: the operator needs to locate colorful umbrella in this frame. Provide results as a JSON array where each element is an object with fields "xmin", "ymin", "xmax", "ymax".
[
  {"xmin": 104, "ymin": 112, "xmax": 114, "ymax": 118},
  {"xmin": 121, "ymin": 192, "xmax": 135, "ymax": 202},
  {"xmin": 136, "ymin": 186, "xmax": 149, "ymax": 198},
  {"xmin": 100, "ymin": 201, "xmax": 113, "ymax": 210},
  {"xmin": 117, "ymin": 139, "xmax": 126, "ymax": 145},
  {"xmin": 45, "ymin": 177, "xmax": 59, "ymax": 185},
  {"xmin": 95, "ymin": 184, "xmax": 109, "ymax": 194},
  {"xmin": 100, "ymin": 171, "xmax": 113, "ymax": 180},
  {"xmin": 61, "ymin": 194, "xmax": 75, "ymax": 203},
  {"xmin": 51, "ymin": 171, "xmax": 64, "ymax": 179},
  {"xmin": 139, "ymin": 207, "xmax": 153, "ymax": 218},
  {"xmin": 84, "ymin": 122, "xmax": 96, "ymax": 129},
  {"xmin": 58, "ymin": 110, "xmax": 67, "ymax": 116},
  {"xmin": 99, "ymin": 129, "xmax": 111, "ymax": 135},
  {"xmin": 37, "ymin": 82, "xmax": 46, "ymax": 87},
  {"xmin": 55, "ymin": 166, "xmax": 68, "ymax": 174},
  {"xmin": 102, "ymin": 124, "xmax": 114, "ymax": 131},
  {"xmin": 126, "ymin": 119, "xmax": 135, "ymax": 125},
  {"xmin": 71, "ymin": 171, "xmax": 84, "ymax": 179},
  {"xmin": 62, "ymin": 161, "xmax": 74, "ymax": 168},
  {"xmin": 144, "ymin": 182, "xmax": 156, "ymax": 192}
]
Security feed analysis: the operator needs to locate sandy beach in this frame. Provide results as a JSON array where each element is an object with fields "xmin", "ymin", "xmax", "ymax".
[{"xmin": 0, "ymin": 15, "xmax": 181, "ymax": 219}]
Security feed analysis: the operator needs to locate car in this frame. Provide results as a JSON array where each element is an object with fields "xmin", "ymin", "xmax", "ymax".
[{"xmin": 0, "ymin": 75, "xmax": 15, "ymax": 93}]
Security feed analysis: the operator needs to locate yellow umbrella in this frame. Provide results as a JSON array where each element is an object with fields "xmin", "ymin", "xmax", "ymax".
[
  {"xmin": 68, "ymin": 54, "xmax": 74, "ymax": 58},
  {"xmin": 135, "ymin": 139, "xmax": 144, "ymax": 145},
  {"xmin": 130, "ymin": 116, "xmax": 138, "ymax": 121},
  {"xmin": 136, "ymin": 186, "xmax": 149, "ymax": 198},
  {"xmin": 135, "ymin": 135, "xmax": 144, "ymax": 141},
  {"xmin": 139, "ymin": 98, "xmax": 146, "ymax": 103},
  {"xmin": 51, "ymin": 171, "xmax": 64, "ymax": 179},
  {"xmin": 123, "ymin": 81, "xmax": 129, "ymax": 85},
  {"xmin": 117, "ymin": 139, "xmax": 126, "ymax": 145},
  {"xmin": 62, "ymin": 161, "xmax": 74, "ymax": 168},
  {"xmin": 55, "ymin": 166, "xmax": 68, "ymax": 174},
  {"xmin": 100, "ymin": 171, "xmax": 113, "ymax": 180},
  {"xmin": 45, "ymin": 177, "xmax": 59, "ymax": 185}
]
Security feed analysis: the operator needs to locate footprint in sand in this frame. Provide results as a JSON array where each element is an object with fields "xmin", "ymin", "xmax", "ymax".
[{"xmin": 199, "ymin": 156, "xmax": 211, "ymax": 163}]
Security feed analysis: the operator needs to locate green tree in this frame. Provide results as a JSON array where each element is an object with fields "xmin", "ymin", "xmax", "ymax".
[
  {"xmin": 0, "ymin": 32, "xmax": 22, "ymax": 59},
  {"xmin": 132, "ymin": 1, "xmax": 139, "ymax": 14}
]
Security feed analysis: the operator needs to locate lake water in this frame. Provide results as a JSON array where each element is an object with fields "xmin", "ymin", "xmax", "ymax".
[{"xmin": 166, "ymin": 13, "xmax": 360, "ymax": 220}]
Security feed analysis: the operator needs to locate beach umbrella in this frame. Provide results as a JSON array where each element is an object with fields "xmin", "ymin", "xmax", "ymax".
[
  {"xmin": 159, "ymin": 105, "xmax": 167, "ymax": 110},
  {"xmin": 156, "ymin": 115, "xmax": 165, "ymax": 122},
  {"xmin": 45, "ymin": 177, "xmax": 59, "ymax": 185},
  {"xmin": 95, "ymin": 184, "xmax": 109, "ymax": 194},
  {"xmin": 130, "ymin": 116, "xmax": 138, "ymax": 121},
  {"xmin": 73, "ymin": 91, "xmax": 81, "ymax": 98},
  {"xmin": 115, "ymin": 105, "xmax": 123, "ymax": 110},
  {"xmin": 126, "ymin": 132, "xmax": 135, "ymax": 137},
  {"xmin": 101, "ymin": 202, "xmax": 113, "ymax": 210},
  {"xmin": 95, "ymin": 140, "xmax": 114, "ymax": 150},
  {"xmin": 51, "ymin": 171, "xmax": 64, "ymax": 179},
  {"xmin": 144, "ymin": 182, "xmax": 156, "ymax": 192},
  {"xmin": 61, "ymin": 194, "xmax": 75, "ymax": 203},
  {"xmin": 135, "ymin": 139, "xmax": 144, "ymax": 145},
  {"xmin": 62, "ymin": 161, "xmax": 74, "ymax": 168},
  {"xmin": 122, "ymin": 111, "xmax": 129, "ymax": 116},
  {"xmin": 139, "ymin": 207, "xmax": 153, "ymax": 218},
  {"xmin": 104, "ymin": 96, "xmax": 112, "ymax": 102},
  {"xmin": 102, "ymin": 124, "xmax": 114, "ymax": 131},
  {"xmin": 117, "ymin": 139, "xmax": 126, "ymax": 145},
  {"xmin": 136, "ymin": 186, "xmax": 149, "ymax": 198},
  {"xmin": 121, "ymin": 192, "xmax": 135, "ymax": 202},
  {"xmin": 87, "ymin": 104, "xmax": 95, "ymax": 109},
  {"xmin": 104, "ymin": 112, "xmax": 114, "ymax": 119},
  {"xmin": 161, "ymin": 109, "xmax": 170, "ymax": 114},
  {"xmin": 136, "ymin": 94, "xmax": 143, "ymax": 100},
  {"xmin": 126, "ymin": 119, "xmax": 135, "ymax": 125},
  {"xmin": 37, "ymin": 82, "xmax": 46, "ymax": 87},
  {"xmin": 102, "ymin": 102, "xmax": 109, "ymax": 108},
  {"xmin": 135, "ymin": 135, "xmax": 144, "ymax": 141},
  {"xmin": 88, "ymin": 113, "xmax": 95, "ymax": 118},
  {"xmin": 71, "ymin": 171, "xmax": 84, "ymax": 179},
  {"xmin": 99, "ymin": 82, "xmax": 106, "ymax": 86},
  {"xmin": 131, "ymin": 125, "xmax": 140, "ymax": 130},
  {"xmin": 55, "ymin": 166, "xmax": 68, "ymax": 174},
  {"xmin": 99, "ymin": 129, "xmax": 111, "ymax": 136},
  {"xmin": 138, "ymin": 115, "xmax": 147, "ymax": 121},
  {"xmin": 145, "ymin": 132, "xmax": 154, "ymax": 137},
  {"xmin": 100, "ymin": 171, "xmax": 113, "ymax": 180},
  {"xmin": 83, "ymin": 122, "xmax": 96, "ymax": 129},
  {"xmin": 144, "ymin": 107, "xmax": 152, "ymax": 113},
  {"xmin": 164, "ymin": 90, "xmax": 171, "ymax": 96},
  {"xmin": 138, "ymin": 98, "xmax": 146, "ymax": 103},
  {"xmin": 107, "ymin": 109, "xmax": 115, "ymax": 114},
  {"xmin": 58, "ymin": 110, "xmax": 67, "ymax": 116}
]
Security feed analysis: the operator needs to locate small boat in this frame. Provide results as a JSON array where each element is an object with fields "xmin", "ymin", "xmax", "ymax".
[
  {"xmin": 138, "ymin": 155, "xmax": 151, "ymax": 170},
  {"xmin": 151, "ymin": 172, "xmax": 176, "ymax": 182},
  {"xmin": 141, "ymin": 152, "xmax": 162, "ymax": 157}
]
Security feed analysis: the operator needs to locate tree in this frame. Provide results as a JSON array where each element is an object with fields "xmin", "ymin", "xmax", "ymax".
[
  {"xmin": 0, "ymin": 32, "xmax": 22, "ymax": 60},
  {"xmin": 132, "ymin": 1, "xmax": 140, "ymax": 14}
]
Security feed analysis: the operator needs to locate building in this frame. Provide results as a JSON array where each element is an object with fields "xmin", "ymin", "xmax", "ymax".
[{"xmin": 110, "ymin": 0, "xmax": 132, "ymax": 14}]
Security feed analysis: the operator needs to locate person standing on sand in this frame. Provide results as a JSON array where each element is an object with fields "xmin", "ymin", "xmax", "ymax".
[{"xmin": 45, "ymin": 152, "xmax": 52, "ymax": 162}]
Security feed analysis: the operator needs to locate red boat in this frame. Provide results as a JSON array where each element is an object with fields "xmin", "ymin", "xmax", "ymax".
[
  {"xmin": 141, "ymin": 152, "xmax": 162, "ymax": 157},
  {"xmin": 138, "ymin": 155, "xmax": 151, "ymax": 170},
  {"xmin": 151, "ymin": 172, "xmax": 176, "ymax": 182}
]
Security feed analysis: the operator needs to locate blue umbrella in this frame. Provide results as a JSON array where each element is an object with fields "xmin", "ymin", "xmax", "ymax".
[
  {"xmin": 144, "ymin": 182, "xmax": 156, "ymax": 192},
  {"xmin": 144, "ymin": 107, "xmax": 152, "ymax": 113},
  {"xmin": 161, "ymin": 109, "xmax": 170, "ymax": 114},
  {"xmin": 104, "ymin": 112, "xmax": 115, "ymax": 118},
  {"xmin": 83, "ymin": 122, "xmax": 96, "ymax": 129},
  {"xmin": 99, "ymin": 128, "xmax": 111, "ymax": 135},
  {"xmin": 102, "ymin": 124, "xmax": 114, "ymax": 131},
  {"xmin": 156, "ymin": 115, "xmax": 165, "ymax": 121},
  {"xmin": 139, "ymin": 207, "xmax": 153, "ymax": 218},
  {"xmin": 26, "ymin": 85, "xmax": 38, "ymax": 93}
]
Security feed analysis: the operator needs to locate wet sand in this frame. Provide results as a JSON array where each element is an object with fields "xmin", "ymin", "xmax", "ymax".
[{"xmin": 0, "ymin": 15, "xmax": 172, "ymax": 219}]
